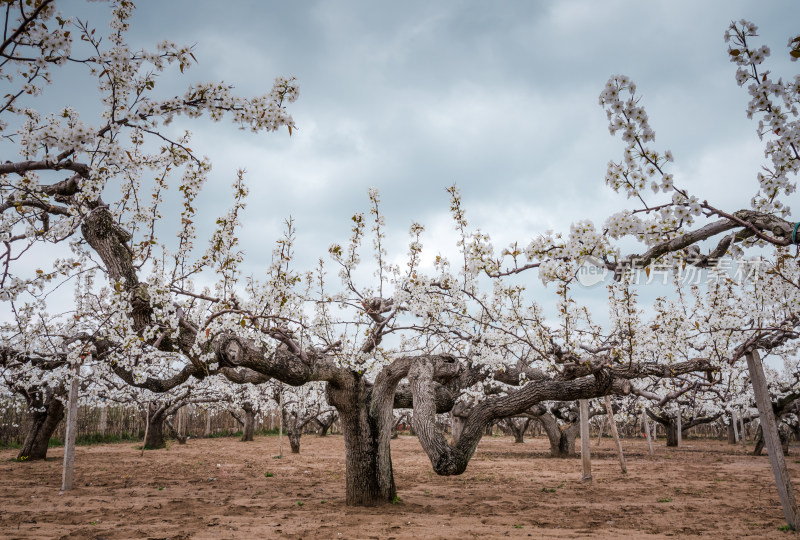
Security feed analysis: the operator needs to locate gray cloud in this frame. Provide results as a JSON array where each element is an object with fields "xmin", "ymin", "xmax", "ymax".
[{"xmin": 35, "ymin": 1, "xmax": 800, "ymax": 322}]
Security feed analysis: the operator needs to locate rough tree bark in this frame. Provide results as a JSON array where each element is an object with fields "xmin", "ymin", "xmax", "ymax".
[
  {"xmin": 405, "ymin": 358, "xmax": 664, "ymax": 477},
  {"xmin": 287, "ymin": 425, "xmax": 301, "ymax": 454},
  {"xmin": 143, "ymin": 403, "xmax": 168, "ymax": 449},
  {"xmin": 326, "ymin": 374, "xmax": 393, "ymax": 506},
  {"xmin": 17, "ymin": 388, "xmax": 65, "ymax": 461},
  {"xmin": 647, "ymin": 409, "xmax": 721, "ymax": 448},
  {"xmin": 665, "ymin": 419, "xmax": 681, "ymax": 447},
  {"xmin": 596, "ymin": 415, "xmax": 606, "ymax": 446},
  {"xmin": 314, "ymin": 354, "xmax": 460, "ymax": 506},
  {"xmin": 165, "ymin": 416, "xmax": 187, "ymax": 445},
  {"xmin": 529, "ymin": 402, "xmax": 609, "ymax": 458},
  {"xmin": 753, "ymin": 424, "xmax": 790, "ymax": 457},
  {"xmin": 450, "ymin": 403, "xmax": 469, "ymax": 445},
  {"xmin": 512, "ymin": 419, "xmax": 529, "ymax": 443},
  {"xmin": 282, "ymin": 408, "xmax": 302, "ymax": 454},
  {"xmin": 499, "ymin": 417, "xmax": 531, "ymax": 443},
  {"xmin": 315, "ymin": 412, "xmax": 337, "ymax": 437},
  {"xmin": 533, "ymin": 410, "xmax": 580, "ymax": 457},
  {"xmin": 242, "ymin": 403, "xmax": 256, "ymax": 442}
]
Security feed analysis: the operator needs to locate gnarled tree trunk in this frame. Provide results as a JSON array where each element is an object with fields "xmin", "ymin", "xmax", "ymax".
[
  {"xmin": 288, "ymin": 429, "xmax": 301, "ymax": 453},
  {"xmin": 282, "ymin": 409, "xmax": 303, "ymax": 454},
  {"xmin": 323, "ymin": 355, "xmax": 459, "ymax": 506},
  {"xmin": 18, "ymin": 390, "xmax": 65, "ymax": 461},
  {"xmin": 144, "ymin": 403, "xmax": 167, "ymax": 449},
  {"xmin": 326, "ymin": 374, "xmax": 395, "ymax": 506},
  {"xmin": 500, "ymin": 417, "xmax": 531, "ymax": 443},
  {"xmin": 558, "ymin": 424, "xmax": 580, "ymax": 457},
  {"xmin": 753, "ymin": 424, "xmax": 790, "ymax": 456},
  {"xmin": 534, "ymin": 410, "xmax": 579, "ymax": 457},
  {"xmin": 450, "ymin": 403, "xmax": 469, "ymax": 445},
  {"xmin": 242, "ymin": 403, "xmax": 256, "ymax": 442},
  {"xmin": 647, "ymin": 409, "xmax": 722, "ymax": 448},
  {"xmin": 166, "ymin": 416, "xmax": 187, "ymax": 445},
  {"xmin": 665, "ymin": 420, "xmax": 681, "ymax": 447},
  {"xmin": 315, "ymin": 412, "xmax": 337, "ymax": 437}
]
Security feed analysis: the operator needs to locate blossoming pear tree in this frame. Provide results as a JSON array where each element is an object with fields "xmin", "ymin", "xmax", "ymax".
[
  {"xmin": 222, "ymin": 379, "xmax": 274, "ymax": 442},
  {"xmin": 3, "ymin": 2, "xmax": 800, "ymax": 513},
  {"xmin": 478, "ymin": 20, "xmax": 800, "ymax": 521},
  {"xmin": 387, "ymin": 188, "xmax": 715, "ymax": 476},
  {"xmin": 0, "ymin": 280, "xmax": 99, "ymax": 460},
  {"xmin": 271, "ymin": 380, "xmax": 334, "ymax": 453}
]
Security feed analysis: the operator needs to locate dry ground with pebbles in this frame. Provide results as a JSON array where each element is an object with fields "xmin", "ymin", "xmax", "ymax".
[{"xmin": 1, "ymin": 434, "xmax": 798, "ymax": 539}]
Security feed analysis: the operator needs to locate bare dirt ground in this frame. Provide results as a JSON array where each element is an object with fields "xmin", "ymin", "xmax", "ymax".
[{"xmin": 1, "ymin": 434, "xmax": 798, "ymax": 539}]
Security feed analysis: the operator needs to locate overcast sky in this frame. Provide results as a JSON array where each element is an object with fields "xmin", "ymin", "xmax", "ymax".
[{"xmin": 31, "ymin": 1, "xmax": 800, "ymax": 320}]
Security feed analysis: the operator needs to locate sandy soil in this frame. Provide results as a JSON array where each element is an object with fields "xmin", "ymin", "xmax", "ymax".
[{"xmin": 1, "ymin": 434, "xmax": 798, "ymax": 539}]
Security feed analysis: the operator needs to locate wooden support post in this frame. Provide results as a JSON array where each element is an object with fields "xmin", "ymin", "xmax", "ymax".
[
  {"xmin": 596, "ymin": 415, "xmax": 606, "ymax": 446},
  {"xmin": 740, "ymin": 408, "xmax": 747, "ymax": 447},
  {"xmin": 643, "ymin": 409, "xmax": 654, "ymax": 456},
  {"xmin": 604, "ymin": 396, "xmax": 627, "ymax": 474},
  {"xmin": 61, "ymin": 362, "xmax": 80, "ymax": 491},
  {"xmin": 676, "ymin": 410, "xmax": 682, "ymax": 447},
  {"xmin": 140, "ymin": 402, "xmax": 150, "ymax": 457},
  {"xmin": 278, "ymin": 391, "xmax": 284, "ymax": 458},
  {"xmin": 579, "ymin": 399, "xmax": 592, "ymax": 483},
  {"xmin": 746, "ymin": 350, "xmax": 800, "ymax": 530}
]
